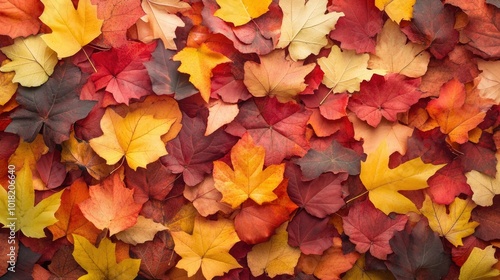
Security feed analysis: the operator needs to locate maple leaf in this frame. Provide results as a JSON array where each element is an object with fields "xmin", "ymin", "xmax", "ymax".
[
  {"xmin": 375, "ymin": 0, "xmax": 415, "ymax": 23},
  {"xmin": 72, "ymin": 234, "xmax": 141, "ymax": 280},
  {"xmin": 426, "ymin": 79, "xmax": 494, "ymax": 144},
  {"xmin": 171, "ymin": 216, "xmax": 242, "ymax": 280},
  {"xmin": 243, "ymin": 50, "xmax": 315, "ymax": 102},
  {"xmin": 91, "ymin": 0, "xmax": 144, "ymax": 48},
  {"xmin": 89, "ymin": 107, "xmax": 174, "ymax": 171},
  {"xmin": 459, "ymin": 245, "xmax": 500, "ymax": 280},
  {"xmin": 420, "ymin": 196, "xmax": 479, "ymax": 247},
  {"xmin": 39, "ymin": 0, "xmax": 103, "ymax": 58},
  {"xmin": 0, "ymin": 0, "xmax": 43, "ymax": 38},
  {"xmin": 48, "ymin": 178, "xmax": 100, "ymax": 244},
  {"xmin": 184, "ymin": 176, "xmax": 232, "ymax": 217},
  {"xmin": 8, "ymin": 135, "xmax": 48, "ymax": 190},
  {"xmin": 78, "ymin": 173, "xmax": 143, "ymax": 236},
  {"xmin": 136, "ymin": 0, "xmax": 190, "ymax": 50},
  {"xmin": 5, "ymin": 61, "xmax": 96, "ymax": 149},
  {"xmin": 360, "ymin": 141, "xmax": 444, "ymax": 215},
  {"xmin": 0, "ymin": 60, "xmax": 17, "ymax": 106},
  {"xmin": 386, "ymin": 220, "xmax": 451, "ymax": 279},
  {"xmin": 40, "ymin": 246, "xmax": 86, "ymax": 279},
  {"xmin": 328, "ymin": 0, "xmax": 383, "ymax": 54},
  {"xmin": 35, "ymin": 150, "xmax": 66, "ymax": 189},
  {"xmin": 477, "ymin": 59, "xmax": 500, "ymax": 103},
  {"xmin": 427, "ymin": 161, "xmax": 472, "ymax": 205},
  {"xmin": 173, "ymin": 43, "xmax": 231, "ymax": 102},
  {"xmin": 368, "ymin": 20, "xmax": 430, "ymax": 78},
  {"xmin": 125, "ymin": 161, "xmax": 176, "ymax": 204},
  {"xmin": 466, "ymin": 154, "xmax": 500, "ymax": 206},
  {"xmin": 287, "ymin": 210, "xmax": 335, "ymax": 255},
  {"xmin": 226, "ymin": 97, "xmax": 311, "ymax": 165},
  {"xmin": 0, "ymin": 165, "xmax": 63, "ymax": 238},
  {"xmin": 247, "ymin": 222, "xmax": 301, "ymax": 277},
  {"xmin": 214, "ymin": 0, "xmax": 271, "ymax": 26},
  {"xmin": 276, "ymin": 0, "xmax": 343, "ymax": 61},
  {"xmin": 472, "ymin": 196, "xmax": 500, "ymax": 241},
  {"xmin": 343, "ymin": 200, "xmax": 408, "ymax": 260},
  {"xmin": 115, "ymin": 215, "xmax": 167, "ymax": 245},
  {"xmin": 318, "ymin": 45, "xmax": 380, "ymax": 94},
  {"xmin": 0, "ymin": 35, "xmax": 57, "ymax": 87},
  {"xmin": 90, "ymin": 42, "xmax": 155, "ymax": 105},
  {"xmin": 130, "ymin": 234, "xmax": 176, "ymax": 279},
  {"xmin": 213, "ymin": 133, "xmax": 284, "ymax": 208}
]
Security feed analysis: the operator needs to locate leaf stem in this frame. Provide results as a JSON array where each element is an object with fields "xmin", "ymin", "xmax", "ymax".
[
  {"xmin": 344, "ymin": 190, "xmax": 369, "ymax": 205},
  {"xmin": 319, "ymin": 88, "xmax": 334, "ymax": 105},
  {"xmin": 82, "ymin": 48, "xmax": 97, "ymax": 73}
]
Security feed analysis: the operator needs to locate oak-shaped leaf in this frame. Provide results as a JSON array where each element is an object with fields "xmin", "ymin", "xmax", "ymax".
[
  {"xmin": 287, "ymin": 210, "xmax": 336, "ymax": 255},
  {"xmin": 343, "ymin": 200, "xmax": 407, "ymax": 260},
  {"xmin": 213, "ymin": 133, "xmax": 284, "ymax": 208},
  {"xmin": 78, "ymin": 173, "xmax": 142, "ymax": 236},
  {"xmin": 226, "ymin": 97, "xmax": 311, "ymax": 165},
  {"xmin": 163, "ymin": 112, "xmax": 237, "ymax": 186},
  {"xmin": 286, "ymin": 163, "xmax": 346, "ymax": 218},
  {"xmin": 72, "ymin": 234, "xmax": 141, "ymax": 280},
  {"xmin": 0, "ymin": 0, "xmax": 43, "ymax": 38},
  {"xmin": 386, "ymin": 220, "xmax": 451, "ymax": 279},
  {"xmin": 171, "ymin": 216, "xmax": 242, "ymax": 280},
  {"xmin": 0, "ymin": 165, "xmax": 63, "ymax": 238},
  {"xmin": 5, "ymin": 61, "xmax": 96, "ymax": 149}
]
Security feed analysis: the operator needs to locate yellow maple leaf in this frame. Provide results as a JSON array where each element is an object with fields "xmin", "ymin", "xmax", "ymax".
[
  {"xmin": 420, "ymin": 195, "xmax": 479, "ymax": 247},
  {"xmin": 213, "ymin": 133, "xmax": 285, "ymax": 209},
  {"xmin": 243, "ymin": 49, "xmax": 315, "ymax": 102},
  {"xmin": 0, "ymin": 60, "xmax": 18, "ymax": 106},
  {"xmin": 89, "ymin": 107, "xmax": 175, "ymax": 170},
  {"xmin": 173, "ymin": 43, "xmax": 231, "ymax": 102},
  {"xmin": 247, "ymin": 222, "xmax": 301, "ymax": 277},
  {"xmin": 375, "ymin": 0, "xmax": 416, "ymax": 24},
  {"xmin": 277, "ymin": 0, "xmax": 343, "ymax": 61},
  {"xmin": 466, "ymin": 154, "xmax": 500, "ymax": 207},
  {"xmin": 9, "ymin": 135, "xmax": 48, "ymax": 190},
  {"xmin": 0, "ymin": 164, "xmax": 63, "ymax": 238},
  {"xmin": 360, "ymin": 141, "xmax": 444, "ymax": 215},
  {"xmin": 318, "ymin": 45, "xmax": 381, "ymax": 94},
  {"xmin": 171, "ymin": 216, "xmax": 242, "ymax": 280},
  {"xmin": 0, "ymin": 35, "xmax": 57, "ymax": 87},
  {"xmin": 214, "ymin": 0, "xmax": 271, "ymax": 26},
  {"xmin": 39, "ymin": 0, "xmax": 103, "ymax": 59},
  {"xmin": 72, "ymin": 234, "xmax": 141, "ymax": 280},
  {"xmin": 368, "ymin": 20, "xmax": 430, "ymax": 78},
  {"xmin": 459, "ymin": 245, "xmax": 500, "ymax": 280}
]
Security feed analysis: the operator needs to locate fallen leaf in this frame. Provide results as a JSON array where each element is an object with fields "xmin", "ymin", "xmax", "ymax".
[
  {"xmin": 466, "ymin": 154, "xmax": 500, "ymax": 206},
  {"xmin": 276, "ymin": 0, "xmax": 343, "ymax": 61},
  {"xmin": 130, "ymin": 234, "xmax": 176, "ymax": 279},
  {"xmin": 8, "ymin": 135, "xmax": 48, "ymax": 190},
  {"xmin": 214, "ymin": 0, "xmax": 271, "ymax": 26},
  {"xmin": 472, "ymin": 196, "xmax": 500, "ymax": 241},
  {"xmin": 477, "ymin": 59, "xmax": 500, "ymax": 103},
  {"xmin": 78, "ymin": 173, "xmax": 143, "ymax": 236},
  {"xmin": 0, "ymin": 60, "xmax": 17, "ymax": 106},
  {"xmin": 343, "ymin": 254, "xmax": 396, "ymax": 280},
  {"xmin": 72, "ymin": 234, "xmax": 141, "ymax": 280},
  {"xmin": 35, "ymin": 149, "xmax": 66, "ymax": 189},
  {"xmin": 116, "ymin": 215, "xmax": 167, "ymax": 245},
  {"xmin": 124, "ymin": 161, "xmax": 176, "ymax": 204},
  {"xmin": 171, "ymin": 216, "xmax": 241, "ymax": 280},
  {"xmin": 247, "ymin": 222, "xmax": 301, "ymax": 277},
  {"xmin": 44, "ymin": 246, "xmax": 86, "ymax": 279},
  {"xmin": 213, "ymin": 133, "xmax": 284, "ymax": 208},
  {"xmin": 375, "ymin": 0, "xmax": 415, "ymax": 23},
  {"xmin": 287, "ymin": 210, "xmax": 335, "ymax": 255},
  {"xmin": 0, "ymin": 0, "xmax": 43, "ymax": 38},
  {"xmin": 0, "ymin": 35, "xmax": 57, "ymax": 87},
  {"xmin": 39, "ymin": 0, "xmax": 103, "ymax": 58},
  {"xmin": 184, "ymin": 176, "xmax": 232, "ymax": 217},
  {"xmin": 420, "ymin": 195, "xmax": 479, "ymax": 247},
  {"xmin": 459, "ymin": 245, "xmax": 500, "ymax": 280},
  {"xmin": 205, "ymin": 99, "xmax": 239, "ymax": 135}
]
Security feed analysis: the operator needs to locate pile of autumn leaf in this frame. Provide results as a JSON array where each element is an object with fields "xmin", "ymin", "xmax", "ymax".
[{"xmin": 1, "ymin": 0, "xmax": 500, "ymax": 279}]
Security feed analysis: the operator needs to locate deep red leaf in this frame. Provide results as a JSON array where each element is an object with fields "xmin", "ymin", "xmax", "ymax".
[
  {"xmin": 130, "ymin": 232, "xmax": 177, "ymax": 279},
  {"xmin": 287, "ymin": 210, "xmax": 336, "ymax": 255},
  {"xmin": 472, "ymin": 196, "xmax": 500, "ymax": 241},
  {"xmin": 451, "ymin": 236, "xmax": 488, "ymax": 266},
  {"xmin": 36, "ymin": 149, "xmax": 66, "ymax": 189},
  {"xmin": 125, "ymin": 161, "xmax": 177, "ymax": 204}
]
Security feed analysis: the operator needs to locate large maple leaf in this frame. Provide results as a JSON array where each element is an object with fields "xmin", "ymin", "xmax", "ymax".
[
  {"xmin": 226, "ymin": 97, "xmax": 311, "ymax": 165},
  {"xmin": 360, "ymin": 141, "xmax": 444, "ymax": 215},
  {"xmin": 420, "ymin": 196, "xmax": 479, "ymax": 247},
  {"xmin": 343, "ymin": 200, "xmax": 408, "ymax": 260},
  {"xmin": 243, "ymin": 49, "xmax": 315, "ymax": 102},
  {"xmin": 72, "ymin": 234, "xmax": 141, "ymax": 280},
  {"xmin": 39, "ymin": 0, "xmax": 103, "ymax": 58},
  {"xmin": 5, "ymin": 61, "xmax": 96, "ymax": 149},
  {"xmin": 213, "ymin": 133, "xmax": 284, "ymax": 208},
  {"xmin": 171, "ymin": 216, "xmax": 241, "ymax": 280},
  {"xmin": 0, "ymin": 0, "xmax": 43, "ymax": 38},
  {"xmin": 276, "ymin": 0, "xmax": 343, "ymax": 61},
  {"xmin": 214, "ymin": 0, "xmax": 271, "ymax": 26},
  {"xmin": 459, "ymin": 245, "xmax": 500, "ymax": 279}
]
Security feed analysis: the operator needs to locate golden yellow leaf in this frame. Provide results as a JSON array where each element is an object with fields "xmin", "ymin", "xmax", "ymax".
[
  {"xmin": 459, "ymin": 245, "xmax": 500, "ymax": 280},
  {"xmin": 0, "ymin": 36, "xmax": 57, "ymax": 87},
  {"xmin": 173, "ymin": 43, "xmax": 231, "ymax": 102},
  {"xmin": 318, "ymin": 45, "xmax": 381, "ymax": 94},
  {"xmin": 375, "ymin": 0, "xmax": 416, "ymax": 23},
  {"xmin": 171, "ymin": 216, "xmax": 241, "ymax": 280},
  {"xmin": 0, "ymin": 60, "xmax": 18, "ymax": 106},
  {"xmin": 243, "ymin": 49, "xmax": 315, "ymax": 102},
  {"xmin": 0, "ymin": 164, "xmax": 63, "ymax": 238},
  {"xmin": 477, "ymin": 59, "xmax": 500, "ymax": 103},
  {"xmin": 9, "ymin": 135, "xmax": 48, "ymax": 190},
  {"xmin": 115, "ymin": 215, "xmax": 167, "ymax": 245},
  {"xmin": 214, "ymin": 0, "xmax": 271, "ymax": 26},
  {"xmin": 368, "ymin": 20, "xmax": 430, "ymax": 78},
  {"xmin": 420, "ymin": 196, "xmax": 479, "ymax": 247},
  {"xmin": 466, "ymin": 154, "xmax": 500, "ymax": 207},
  {"xmin": 89, "ymin": 107, "xmax": 175, "ymax": 170},
  {"xmin": 213, "ymin": 133, "xmax": 285, "ymax": 209},
  {"xmin": 247, "ymin": 222, "xmax": 301, "ymax": 277},
  {"xmin": 72, "ymin": 234, "xmax": 141, "ymax": 280},
  {"xmin": 360, "ymin": 141, "xmax": 444, "ymax": 215},
  {"xmin": 277, "ymin": 0, "xmax": 343, "ymax": 61}
]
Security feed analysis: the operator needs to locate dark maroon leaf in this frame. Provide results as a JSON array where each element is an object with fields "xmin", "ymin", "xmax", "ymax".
[
  {"xmin": 458, "ymin": 133, "xmax": 498, "ymax": 176},
  {"xmin": 125, "ymin": 161, "xmax": 177, "ymax": 204},
  {"xmin": 287, "ymin": 210, "xmax": 336, "ymax": 255},
  {"xmin": 472, "ymin": 196, "xmax": 500, "ymax": 241},
  {"xmin": 36, "ymin": 149, "xmax": 66, "ymax": 189}
]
